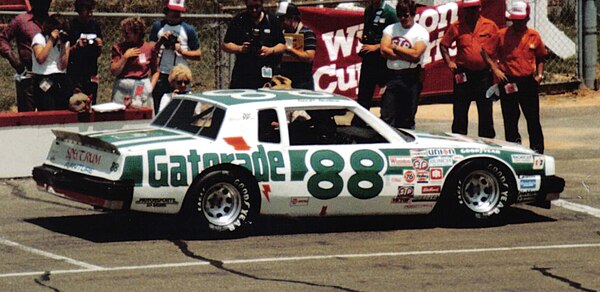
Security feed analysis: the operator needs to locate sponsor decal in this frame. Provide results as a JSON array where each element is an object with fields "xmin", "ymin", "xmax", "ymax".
[
  {"xmin": 511, "ymin": 154, "xmax": 534, "ymax": 164},
  {"xmin": 460, "ymin": 148, "xmax": 501, "ymax": 155},
  {"xmin": 261, "ymin": 184, "xmax": 272, "ymax": 203},
  {"xmin": 66, "ymin": 148, "xmax": 102, "ymax": 165},
  {"xmin": 416, "ymin": 171, "xmax": 429, "ymax": 183},
  {"xmin": 413, "ymin": 158, "xmax": 429, "ymax": 170},
  {"xmin": 389, "ymin": 156, "xmax": 412, "ymax": 167},
  {"xmin": 421, "ymin": 185, "xmax": 441, "ymax": 194},
  {"xmin": 412, "ymin": 194, "xmax": 440, "ymax": 201},
  {"xmin": 320, "ymin": 205, "xmax": 328, "ymax": 216},
  {"xmin": 410, "ymin": 150, "xmax": 428, "ymax": 157},
  {"xmin": 428, "ymin": 156, "xmax": 453, "ymax": 167},
  {"xmin": 533, "ymin": 156, "xmax": 545, "ymax": 170},
  {"xmin": 290, "ymin": 197, "xmax": 310, "ymax": 206},
  {"xmin": 391, "ymin": 186, "xmax": 414, "ymax": 204},
  {"xmin": 135, "ymin": 198, "xmax": 178, "ymax": 207},
  {"xmin": 516, "ymin": 193, "xmax": 537, "ymax": 203},
  {"xmin": 518, "ymin": 175, "xmax": 541, "ymax": 192},
  {"xmin": 404, "ymin": 170, "xmax": 416, "ymax": 183},
  {"xmin": 404, "ymin": 203, "xmax": 435, "ymax": 209},
  {"xmin": 64, "ymin": 162, "xmax": 93, "ymax": 174},
  {"xmin": 427, "ymin": 149, "xmax": 455, "ymax": 156},
  {"xmin": 430, "ymin": 168, "xmax": 443, "ymax": 180}
]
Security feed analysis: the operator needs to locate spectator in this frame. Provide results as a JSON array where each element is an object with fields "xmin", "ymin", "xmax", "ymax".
[
  {"xmin": 277, "ymin": 3, "xmax": 316, "ymax": 90},
  {"xmin": 0, "ymin": 0, "xmax": 52, "ymax": 112},
  {"xmin": 111, "ymin": 17, "xmax": 157, "ymax": 110},
  {"xmin": 355, "ymin": 0, "xmax": 399, "ymax": 112},
  {"xmin": 222, "ymin": 0, "xmax": 286, "ymax": 89},
  {"xmin": 150, "ymin": 0, "xmax": 201, "ymax": 114},
  {"xmin": 159, "ymin": 64, "xmax": 193, "ymax": 112},
  {"xmin": 67, "ymin": 0, "xmax": 103, "ymax": 105},
  {"xmin": 31, "ymin": 14, "xmax": 71, "ymax": 111},
  {"xmin": 440, "ymin": 0, "xmax": 498, "ymax": 138},
  {"xmin": 379, "ymin": 0, "xmax": 428, "ymax": 129},
  {"xmin": 484, "ymin": 1, "xmax": 547, "ymax": 153}
]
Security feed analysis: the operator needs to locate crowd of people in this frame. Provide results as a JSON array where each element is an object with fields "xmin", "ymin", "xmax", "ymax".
[{"xmin": 0, "ymin": 0, "xmax": 547, "ymax": 153}]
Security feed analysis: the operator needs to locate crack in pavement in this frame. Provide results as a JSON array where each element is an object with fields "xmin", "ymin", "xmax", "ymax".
[
  {"xmin": 171, "ymin": 240, "xmax": 361, "ymax": 292},
  {"xmin": 5, "ymin": 180, "xmax": 90, "ymax": 211},
  {"xmin": 33, "ymin": 271, "xmax": 60, "ymax": 292},
  {"xmin": 532, "ymin": 266, "xmax": 597, "ymax": 292}
]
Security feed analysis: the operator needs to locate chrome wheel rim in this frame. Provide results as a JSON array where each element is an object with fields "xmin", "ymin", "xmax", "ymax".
[
  {"xmin": 461, "ymin": 170, "xmax": 500, "ymax": 213},
  {"xmin": 201, "ymin": 182, "xmax": 242, "ymax": 227}
]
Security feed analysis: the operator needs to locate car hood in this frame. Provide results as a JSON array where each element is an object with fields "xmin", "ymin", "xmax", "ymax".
[{"xmin": 409, "ymin": 131, "xmax": 536, "ymax": 154}]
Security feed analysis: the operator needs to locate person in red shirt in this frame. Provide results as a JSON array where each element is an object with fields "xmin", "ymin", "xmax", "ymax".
[
  {"xmin": 0, "ymin": 0, "xmax": 52, "ymax": 112},
  {"xmin": 484, "ymin": 1, "xmax": 547, "ymax": 153},
  {"xmin": 440, "ymin": 0, "xmax": 498, "ymax": 138},
  {"xmin": 111, "ymin": 17, "xmax": 158, "ymax": 111}
]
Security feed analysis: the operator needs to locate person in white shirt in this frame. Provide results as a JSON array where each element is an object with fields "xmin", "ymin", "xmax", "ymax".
[
  {"xmin": 379, "ymin": 0, "xmax": 428, "ymax": 129},
  {"xmin": 32, "ymin": 14, "xmax": 71, "ymax": 111}
]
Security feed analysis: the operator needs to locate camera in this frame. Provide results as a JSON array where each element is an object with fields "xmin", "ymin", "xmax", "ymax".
[
  {"xmin": 247, "ymin": 28, "xmax": 262, "ymax": 55},
  {"xmin": 164, "ymin": 32, "xmax": 179, "ymax": 48},
  {"xmin": 80, "ymin": 33, "xmax": 97, "ymax": 45},
  {"xmin": 59, "ymin": 30, "xmax": 69, "ymax": 43}
]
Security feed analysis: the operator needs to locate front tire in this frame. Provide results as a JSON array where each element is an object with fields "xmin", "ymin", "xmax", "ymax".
[{"xmin": 185, "ymin": 169, "xmax": 259, "ymax": 233}]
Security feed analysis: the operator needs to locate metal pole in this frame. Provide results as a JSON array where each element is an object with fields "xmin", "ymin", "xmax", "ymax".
[{"xmin": 582, "ymin": 0, "xmax": 598, "ymax": 89}]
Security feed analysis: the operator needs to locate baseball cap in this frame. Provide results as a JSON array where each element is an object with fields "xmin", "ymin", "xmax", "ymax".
[
  {"xmin": 507, "ymin": 1, "xmax": 529, "ymax": 20},
  {"xmin": 166, "ymin": 0, "xmax": 186, "ymax": 12},
  {"xmin": 462, "ymin": 0, "xmax": 481, "ymax": 7}
]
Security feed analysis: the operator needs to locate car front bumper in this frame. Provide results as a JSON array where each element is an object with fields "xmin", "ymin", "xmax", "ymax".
[
  {"xmin": 32, "ymin": 164, "xmax": 134, "ymax": 210},
  {"xmin": 520, "ymin": 175, "xmax": 565, "ymax": 209}
]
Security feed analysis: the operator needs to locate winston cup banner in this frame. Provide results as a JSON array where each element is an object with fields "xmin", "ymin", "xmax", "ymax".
[{"xmin": 299, "ymin": 0, "xmax": 506, "ymax": 99}]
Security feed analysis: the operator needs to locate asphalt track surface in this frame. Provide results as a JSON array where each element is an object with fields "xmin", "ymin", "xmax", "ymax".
[{"xmin": 1, "ymin": 93, "xmax": 599, "ymax": 291}]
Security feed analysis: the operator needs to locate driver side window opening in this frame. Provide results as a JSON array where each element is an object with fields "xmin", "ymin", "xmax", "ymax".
[{"xmin": 286, "ymin": 108, "xmax": 388, "ymax": 145}]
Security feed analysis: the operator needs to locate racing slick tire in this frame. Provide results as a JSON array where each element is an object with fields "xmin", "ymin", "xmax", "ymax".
[
  {"xmin": 184, "ymin": 167, "xmax": 260, "ymax": 234},
  {"xmin": 438, "ymin": 159, "xmax": 516, "ymax": 224}
]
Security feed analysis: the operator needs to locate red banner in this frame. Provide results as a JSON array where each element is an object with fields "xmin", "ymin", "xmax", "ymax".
[
  {"xmin": 300, "ymin": 0, "xmax": 506, "ymax": 99},
  {"xmin": 0, "ymin": 0, "xmax": 30, "ymax": 11}
]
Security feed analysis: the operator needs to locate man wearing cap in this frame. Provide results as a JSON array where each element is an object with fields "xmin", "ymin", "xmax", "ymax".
[
  {"xmin": 222, "ymin": 0, "xmax": 286, "ymax": 89},
  {"xmin": 0, "ymin": 0, "xmax": 52, "ymax": 112},
  {"xmin": 149, "ymin": 0, "xmax": 201, "ymax": 113},
  {"xmin": 355, "ymin": 0, "xmax": 399, "ymax": 113},
  {"xmin": 484, "ymin": 1, "xmax": 547, "ymax": 153},
  {"xmin": 379, "ymin": 0, "xmax": 428, "ymax": 129},
  {"xmin": 278, "ymin": 3, "xmax": 317, "ymax": 90},
  {"xmin": 440, "ymin": 0, "xmax": 499, "ymax": 138}
]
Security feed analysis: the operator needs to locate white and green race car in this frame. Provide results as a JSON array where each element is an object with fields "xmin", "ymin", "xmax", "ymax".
[{"xmin": 33, "ymin": 89, "xmax": 564, "ymax": 233}]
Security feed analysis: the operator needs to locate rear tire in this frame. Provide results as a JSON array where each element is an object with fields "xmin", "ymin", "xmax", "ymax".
[{"xmin": 184, "ymin": 168, "xmax": 259, "ymax": 233}]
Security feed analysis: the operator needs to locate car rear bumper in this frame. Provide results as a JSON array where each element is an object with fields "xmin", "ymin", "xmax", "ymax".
[
  {"xmin": 524, "ymin": 175, "xmax": 565, "ymax": 209},
  {"xmin": 32, "ymin": 164, "xmax": 134, "ymax": 210}
]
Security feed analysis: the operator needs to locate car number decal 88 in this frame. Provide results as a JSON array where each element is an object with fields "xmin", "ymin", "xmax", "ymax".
[
  {"xmin": 305, "ymin": 149, "xmax": 384, "ymax": 200},
  {"xmin": 203, "ymin": 89, "xmax": 277, "ymax": 100}
]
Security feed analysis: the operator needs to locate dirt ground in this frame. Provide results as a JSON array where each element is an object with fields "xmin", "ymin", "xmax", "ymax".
[{"xmin": 406, "ymin": 89, "xmax": 600, "ymax": 209}]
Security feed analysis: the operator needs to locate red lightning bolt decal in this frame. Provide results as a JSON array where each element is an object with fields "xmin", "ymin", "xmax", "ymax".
[
  {"xmin": 261, "ymin": 184, "xmax": 271, "ymax": 203},
  {"xmin": 223, "ymin": 136, "xmax": 251, "ymax": 151}
]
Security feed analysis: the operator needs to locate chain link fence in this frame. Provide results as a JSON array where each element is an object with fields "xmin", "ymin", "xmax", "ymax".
[{"xmin": 543, "ymin": 0, "xmax": 578, "ymax": 84}]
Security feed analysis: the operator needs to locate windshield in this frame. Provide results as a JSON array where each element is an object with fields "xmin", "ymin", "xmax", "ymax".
[{"xmin": 152, "ymin": 99, "xmax": 225, "ymax": 139}]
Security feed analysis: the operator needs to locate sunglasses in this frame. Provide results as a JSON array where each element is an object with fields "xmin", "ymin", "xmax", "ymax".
[{"xmin": 176, "ymin": 80, "xmax": 190, "ymax": 85}]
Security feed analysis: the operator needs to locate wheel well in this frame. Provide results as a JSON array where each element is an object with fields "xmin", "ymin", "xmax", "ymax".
[
  {"xmin": 441, "ymin": 157, "xmax": 517, "ymax": 196},
  {"xmin": 181, "ymin": 163, "xmax": 261, "ymax": 214}
]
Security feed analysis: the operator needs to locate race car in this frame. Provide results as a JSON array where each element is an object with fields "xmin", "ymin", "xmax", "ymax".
[{"xmin": 33, "ymin": 89, "xmax": 564, "ymax": 233}]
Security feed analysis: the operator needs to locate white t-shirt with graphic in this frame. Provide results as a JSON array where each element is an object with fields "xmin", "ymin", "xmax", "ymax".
[
  {"xmin": 382, "ymin": 22, "xmax": 429, "ymax": 70},
  {"xmin": 156, "ymin": 24, "xmax": 192, "ymax": 74},
  {"xmin": 31, "ymin": 33, "xmax": 69, "ymax": 75}
]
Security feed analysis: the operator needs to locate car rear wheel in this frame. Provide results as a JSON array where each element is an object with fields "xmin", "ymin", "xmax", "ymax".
[{"xmin": 185, "ymin": 168, "xmax": 259, "ymax": 233}]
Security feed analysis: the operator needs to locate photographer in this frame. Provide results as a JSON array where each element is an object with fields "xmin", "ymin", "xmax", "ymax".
[
  {"xmin": 222, "ymin": 0, "xmax": 286, "ymax": 89},
  {"xmin": 31, "ymin": 14, "xmax": 72, "ymax": 111},
  {"xmin": 149, "ymin": 0, "xmax": 201, "ymax": 113},
  {"xmin": 278, "ymin": 3, "xmax": 316, "ymax": 90},
  {"xmin": 68, "ymin": 0, "xmax": 103, "ymax": 104}
]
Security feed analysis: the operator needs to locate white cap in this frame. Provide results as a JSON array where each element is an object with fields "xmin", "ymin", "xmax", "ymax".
[{"xmin": 507, "ymin": 1, "xmax": 529, "ymax": 20}]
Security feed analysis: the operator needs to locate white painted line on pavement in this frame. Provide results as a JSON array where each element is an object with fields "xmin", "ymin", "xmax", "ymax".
[
  {"xmin": 0, "ymin": 238, "xmax": 103, "ymax": 270},
  {"xmin": 553, "ymin": 199, "xmax": 600, "ymax": 219},
  {"xmin": 1, "ymin": 242, "xmax": 599, "ymax": 278}
]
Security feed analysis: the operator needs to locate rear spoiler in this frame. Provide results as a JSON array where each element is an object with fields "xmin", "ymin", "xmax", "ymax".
[{"xmin": 52, "ymin": 129, "xmax": 121, "ymax": 155}]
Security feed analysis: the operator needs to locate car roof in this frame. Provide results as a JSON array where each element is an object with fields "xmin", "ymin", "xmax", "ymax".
[{"xmin": 175, "ymin": 89, "xmax": 354, "ymax": 108}]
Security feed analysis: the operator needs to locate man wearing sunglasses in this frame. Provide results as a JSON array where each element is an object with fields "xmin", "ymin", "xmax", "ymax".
[{"xmin": 222, "ymin": 0, "xmax": 286, "ymax": 89}]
